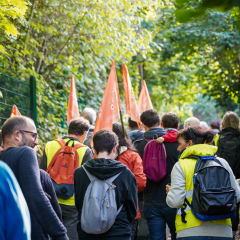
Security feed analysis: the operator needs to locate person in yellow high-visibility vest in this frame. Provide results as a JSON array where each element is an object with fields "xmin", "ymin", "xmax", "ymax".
[
  {"xmin": 166, "ymin": 126, "xmax": 240, "ymax": 240},
  {"xmin": 40, "ymin": 117, "xmax": 93, "ymax": 240}
]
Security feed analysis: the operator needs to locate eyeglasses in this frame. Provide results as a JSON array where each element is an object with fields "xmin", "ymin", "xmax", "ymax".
[
  {"xmin": 188, "ymin": 127, "xmax": 196, "ymax": 140},
  {"xmin": 19, "ymin": 130, "xmax": 38, "ymax": 140}
]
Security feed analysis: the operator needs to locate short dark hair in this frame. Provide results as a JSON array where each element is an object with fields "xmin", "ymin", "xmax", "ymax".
[
  {"xmin": 177, "ymin": 126, "xmax": 214, "ymax": 144},
  {"xmin": 1, "ymin": 116, "xmax": 28, "ymax": 141},
  {"xmin": 128, "ymin": 118, "xmax": 138, "ymax": 129},
  {"xmin": 161, "ymin": 113, "xmax": 179, "ymax": 129},
  {"xmin": 93, "ymin": 129, "xmax": 118, "ymax": 154},
  {"xmin": 68, "ymin": 117, "xmax": 90, "ymax": 136},
  {"xmin": 140, "ymin": 109, "xmax": 160, "ymax": 128},
  {"xmin": 210, "ymin": 120, "xmax": 220, "ymax": 130}
]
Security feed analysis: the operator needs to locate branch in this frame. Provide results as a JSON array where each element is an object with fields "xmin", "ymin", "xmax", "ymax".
[
  {"xmin": 35, "ymin": 37, "xmax": 47, "ymax": 73},
  {"xmin": 45, "ymin": 5, "xmax": 93, "ymax": 81}
]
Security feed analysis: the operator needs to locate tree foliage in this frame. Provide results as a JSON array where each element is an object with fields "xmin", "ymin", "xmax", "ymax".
[
  {"xmin": 1, "ymin": 0, "xmax": 240, "ymax": 144},
  {"xmin": 0, "ymin": 0, "xmax": 28, "ymax": 54}
]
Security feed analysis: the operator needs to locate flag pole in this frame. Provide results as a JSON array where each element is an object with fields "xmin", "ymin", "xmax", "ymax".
[{"xmin": 119, "ymin": 110, "xmax": 126, "ymax": 137}]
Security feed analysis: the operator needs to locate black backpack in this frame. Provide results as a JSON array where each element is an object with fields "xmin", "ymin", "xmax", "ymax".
[
  {"xmin": 132, "ymin": 132, "xmax": 144, "ymax": 148},
  {"xmin": 216, "ymin": 131, "xmax": 240, "ymax": 178},
  {"xmin": 181, "ymin": 155, "xmax": 236, "ymax": 223}
]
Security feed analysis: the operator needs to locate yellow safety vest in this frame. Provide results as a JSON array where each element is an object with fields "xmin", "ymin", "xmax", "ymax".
[
  {"xmin": 175, "ymin": 144, "xmax": 231, "ymax": 233},
  {"xmin": 45, "ymin": 138, "xmax": 88, "ymax": 206},
  {"xmin": 214, "ymin": 134, "xmax": 220, "ymax": 146}
]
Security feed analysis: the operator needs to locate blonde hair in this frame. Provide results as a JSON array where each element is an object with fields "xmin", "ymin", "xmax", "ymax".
[{"xmin": 222, "ymin": 111, "xmax": 240, "ymax": 131}]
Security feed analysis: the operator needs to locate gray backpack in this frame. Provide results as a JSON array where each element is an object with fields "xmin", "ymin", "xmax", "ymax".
[{"xmin": 81, "ymin": 166, "xmax": 123, "ymax": 234}]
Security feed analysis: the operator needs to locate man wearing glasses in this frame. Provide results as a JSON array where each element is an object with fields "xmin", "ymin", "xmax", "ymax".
[{"xmin": 0, "ymin": 116, "xmax": 68, "ymax": 240}]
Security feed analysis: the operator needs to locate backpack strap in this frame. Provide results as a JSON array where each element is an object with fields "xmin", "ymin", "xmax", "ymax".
[
  {"xmin": 181, "ymin": 198, "xmax": 192, "ymax": 223},
  {"xmin": 74, "ymin": 143, "xmax": 85, "ymax": 150},
  {"xmin": 82, "ymin": 165, "xmax": 99, "ymax": 182},
  {"xmin": 106, "ymin": 171, "xmax": 124, "ymax": 215},
  {"xmin": 55, "ymin": 139, "xmax": 66, "ymax": 147},
  {"xmin": 181, "ymin": 155, "xmax": 200, "ymax": 160},
  {"xmin": 105, "ymin": 171, "xmax": 123, "ymax": 185}
]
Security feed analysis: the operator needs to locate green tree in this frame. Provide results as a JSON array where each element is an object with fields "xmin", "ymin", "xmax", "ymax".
[{"xmin": 0, "ymin": 0, "xmax": 28, "ymax": 54}]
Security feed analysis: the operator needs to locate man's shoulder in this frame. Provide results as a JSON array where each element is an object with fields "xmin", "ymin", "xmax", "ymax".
[
  {"xmin": 118, "ymin": 165, "xmax": 136, "ymax": 181},
  {"xmin": 4, "ymin": 146, "xmax": 34, "ymax": 155},
  {"xmin": 74, "ymin": 165, "xmax": 85, "ymax": 176}
]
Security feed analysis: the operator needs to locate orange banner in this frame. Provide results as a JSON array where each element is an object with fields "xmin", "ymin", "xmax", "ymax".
[
  {"xmin": 137, "ymin": 80, "xmax": 153, "ymax": 114},
  {"xmin": 67, "ymin": 74, "xmax": 79, "ymax": 123},
  {"xmin": 123, "ymin": 63, "xmax": 140, "ymax": 123},
  {"xmin": 10, "ymin": 104, "xmax": 21, "ymax": 117},
  {"xmin": 91, "ymin": 60, "xmax": 120, "ymax": 146}
]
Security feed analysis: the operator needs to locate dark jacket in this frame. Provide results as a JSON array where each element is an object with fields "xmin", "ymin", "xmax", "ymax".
[
  {"xmin": 40, "ymin": 169, "xmax": 62, "ymax": 221},
  {"xmin": 74, "ymin": 158, "xmax": 138, "ymax": 240},
  {"xmin": 216, "ymin": 127, "xmax": 240, "ymax": 177},
  {"xmin": 137, "ymin": 127, "xmax": 179, "ymax": 208},
  {"xmin": 0, "ymin": 147, "xmax": 68, "ymax": 240},
  {"xmin": 129, "ymin": 129, "xmax": 144, "ymax": 142}
]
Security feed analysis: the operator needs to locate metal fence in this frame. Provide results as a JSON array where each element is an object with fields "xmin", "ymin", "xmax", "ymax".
[{"xmin": 0, "ymin": 73, "xmax": 37, "ymax": 127}]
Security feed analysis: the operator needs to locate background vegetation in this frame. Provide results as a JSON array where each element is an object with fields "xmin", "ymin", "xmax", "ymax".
[{"xmin": 1, "ymin": 0, "xmax": 240, "ymax": 145}]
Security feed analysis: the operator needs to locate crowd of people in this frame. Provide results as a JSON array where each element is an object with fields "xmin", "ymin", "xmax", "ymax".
[{"xmin": 0, "ymin": 108, "xmax": 240, "ymax": 240}]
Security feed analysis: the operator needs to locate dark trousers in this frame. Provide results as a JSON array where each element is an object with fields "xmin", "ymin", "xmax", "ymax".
[
  {"xmin": 137, "ymin": 199, "xmax": 149, "ymax": 240},
  {"xmin": 144, "ymin": 205, "xmax": 177, "ymax": 240},
  {"xmin": 231, "ymin": 203, "xmax": 239, "ymax": 231},
  {"xmin": 60, "ymin": 204, "xmax": 79, "ymax": 240}
]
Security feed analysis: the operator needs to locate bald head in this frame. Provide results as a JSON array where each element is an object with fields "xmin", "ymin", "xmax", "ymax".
[
  {"xmin": 1, "ymin": 116, "xmax": 37, "ymax": 148},
  {"xmin": 81, "ymin": 107, "xmax": 96, "ymax": 125}
]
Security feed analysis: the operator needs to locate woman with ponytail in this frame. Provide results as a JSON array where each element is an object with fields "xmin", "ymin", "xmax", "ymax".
[
  {"xmin": 113, "ymin": 122, "xmax": 146, "ymax": 240},
  {"xmin": 166, "ymin": 126, "xmax": 240, "ymax": 240}
]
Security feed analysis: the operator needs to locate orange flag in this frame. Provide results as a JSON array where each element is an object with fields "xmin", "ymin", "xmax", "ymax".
[
  {"xmin": 91, "ymin": 60, "xmax": 120, "ymax": 146},
  {"xmin": 122, "ymin": 63, "xmax": 140, "ymax": 123},
  {"xmin": 137, "ymin": 80, "xmax": 153, "ymax": 114},
  {"xmin": 67, "ymin": 74, "xmax": 79, "ymax": 123},
  {"xmin": 10, "ymin": 104, "xmax": 21, "ymax": 117}
]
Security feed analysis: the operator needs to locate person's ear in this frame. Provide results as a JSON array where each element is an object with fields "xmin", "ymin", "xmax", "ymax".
[
  {"xmin": 143, "ymin": 124, "xmax": 148, "ymax": 131},
  {"xmin": 113, "ymin": 145, "xmax": 118, "ymax": 154},
  {"xmin": 92, "ymin": 147, "xmax": 97, "ymax": 155},
  {"xmin": 13, "ymin": 130, "xmax": 22, "ymax": 142},
  {"xmin": 160, "ymin": 122, "xmax": 163, "ymax": 127},
  {"xmin": 188, "ymin": 140, "xmax": 193, "ymax": 146}
]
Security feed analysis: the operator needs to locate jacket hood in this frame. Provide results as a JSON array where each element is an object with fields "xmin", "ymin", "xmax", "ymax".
[
  {"xmin": 180, "ymin": 144, "xmax": 218, "ymax": 159},
  {"xmin": 83, "ymin": 158, "xmax": 127, "ymax": 180},
  {"xmin": 144, "ymin": 127, "xmax": 167, "ymax": 139},
  {"xmin": 220, "ymin": 127, "xmax": 240, "ymax": 136},
  {"xmin": 129, "ymin": 130, "xmax": 144, "ymax": 142}
]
